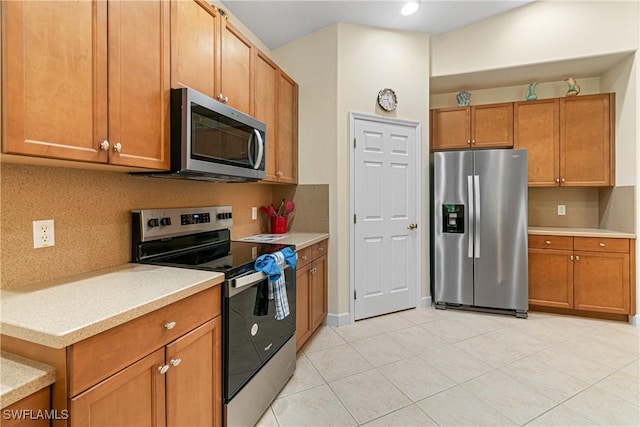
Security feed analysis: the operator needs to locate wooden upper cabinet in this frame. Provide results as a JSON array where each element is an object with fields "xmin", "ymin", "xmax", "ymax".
[
  {"xmin": 2, "ymin": 0, "xmax": 170, "ymax": 170},
  {"xmin": 560, "ymin": 93, "xmax": 615, "ymax": 186},
  {"xmin": 471, "ymin": 103, "xmax": 513, "ymax": 148},
  {"xmin": 514, "ymin": 98, "xmax": 560, "ymax": 186},
  {"xmin": 170, "ymin": 0, "xmax": 218, "ymax": 98},
  {"xmin": 107, "ymin": 0, "xmax": 170, "ymax": 170},
  {"xmin": 253, "ymin": 51, "xmax": 279, "ymax": 181},
  {"xmin": 276, "ymin": 70, "xmax": 299, "ymax": 183},
  {"xmin": 430, "ymin": 103, "xmax": 513, "ymax": 150},
  {"xmin": 2, "ymin": 0, "xmax": 108, "ymax": 162},
  {"xmin": 430, "ymin": 107, "xmax": 471, "ymax": 150},
  {"xmin": 219, "ymin": 20, "xmax": 253, "ymax": 114}
]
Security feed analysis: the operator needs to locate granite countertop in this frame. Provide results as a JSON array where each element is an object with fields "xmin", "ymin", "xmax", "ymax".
[
  {"xmin": 0, "ymin": 264, "xmax": 224, "ymax": 349},
  {"xmin": 528, "ymin": 227, "xmax": 636, "ymax": 239},
  {"xmin": 0, "ymin": 352, "xmax": 56, "ymax": 409},
  {"xmin": 235, "ymin": 232, "xmax": 329, "ymax": 250}
]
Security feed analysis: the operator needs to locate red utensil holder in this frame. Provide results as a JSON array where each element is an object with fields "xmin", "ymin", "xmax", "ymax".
[{"xmin": 271, "ymin": 216, "xmax": 287, "ymax": 234}]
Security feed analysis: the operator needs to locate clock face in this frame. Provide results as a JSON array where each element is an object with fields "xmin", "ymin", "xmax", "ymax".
[{"xmin": 378, "ymin": 88, "xmax": 397, "ymax": 111}]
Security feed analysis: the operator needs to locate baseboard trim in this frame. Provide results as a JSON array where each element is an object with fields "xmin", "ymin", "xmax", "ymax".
[
  {"xmin": 326, "ymin": 312, "xmax": 351, "ymax": 327},
  {"xmin": 420, "ymin": 296, "xmax": 432, "ymax": 308},
  {"xmin": 629, "ymin": 314, "xmax": 640, "ymax": 327}
]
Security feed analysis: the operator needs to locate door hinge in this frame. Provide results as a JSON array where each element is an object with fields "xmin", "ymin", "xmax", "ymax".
[
  {"xmin": 353, "ymin": 138, "xmax": 356, "ymax": 148},
  {"xmin": 354, "ymin": 214, "xmax": 356, "ymax": 224},
  {"xmin": 354, "ymin": 290, "xmax": 357, "ymax": 300}
]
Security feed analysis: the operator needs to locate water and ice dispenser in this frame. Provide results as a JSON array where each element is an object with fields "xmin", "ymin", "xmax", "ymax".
[{"xmin": 442, "ymin": 204, "xmax": 464, "ymax": 233}]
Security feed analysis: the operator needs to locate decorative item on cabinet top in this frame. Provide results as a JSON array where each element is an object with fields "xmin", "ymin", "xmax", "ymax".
[
  {"xmin": 456, "ymin": 91, "xmax": 471, "ymax": 106},
  {"xmin": 565, "ymin": 77, "xmax": 580, "ymax": 96},
  {"xmin": 526, "ymin": 82, "xmax": 538, "ymax": 101}
]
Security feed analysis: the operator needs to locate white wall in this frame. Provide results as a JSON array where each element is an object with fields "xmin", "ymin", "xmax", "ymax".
[
  {"xmin": 431, "ymin": 1, "xmax": 639, "ymax": 78},
  {"xmin": 275, "ymin": 24, "xmax": 430, "ymax": 315}
]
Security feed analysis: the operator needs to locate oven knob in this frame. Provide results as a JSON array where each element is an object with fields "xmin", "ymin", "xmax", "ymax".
[
  {"xmin": 148, "ymin": 218, "xmax": 160, "ymax": 227},
  {"xmin": 217, "ymin": 213, "xmax": 225, "ymax": 220},
  {"xmin": 226, "ymin": 213, "xmax": 233, "ymax": 219},
  {"xmin": 160, "ymin": 217, "xmax": 172, "ymax": 226}
]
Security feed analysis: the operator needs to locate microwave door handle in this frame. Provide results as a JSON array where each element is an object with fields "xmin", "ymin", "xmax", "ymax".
[
  {"xmin": 252, "ymin": 129, "xmax": 264, "ymax": 170},
  {"xmin": 247, "ymin": 131, "xmax": 255, "ymax": 167}
]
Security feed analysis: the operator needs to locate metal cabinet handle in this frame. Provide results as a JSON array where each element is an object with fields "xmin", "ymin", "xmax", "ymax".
[
  {"xmin": 570, "ymin": 255, "xmax": 574, "ymax": 261},
  {"xmin": 556, "ymin": 178, "xmax": 560, "ymax": 183},
  {"xmin": 318, "ymin": 246, "xmax": 324, "ymax": 252},
  {"xmin": 170, "ymin": 358, "xmax": 181, "ymax": 367},
  {"xmin": 99, "ymin": 140, "xmax": 110, "ymax": 151},
  {"xmin": 217, "ymin": 94, "xmax": 229, "ymax": 104},
  {"xmin": 276, "ymin": 171, "xmax": 283, "ymax": 177},
  {"xmin": 471, "ymin": 140, "xmax": 476, "ymax": 145},
  {"xmin": 164, "ymin": 321, "xmax": 176, "ymax": 330},
  {"xmin": 158, "ymin": 365, "xmax": 169, "ymax": 375},
  {"xmin": 301, "ymin": 255, "xmax": 307, "ymax": 260},
  {"xmin": 113, "ymin": 142, "xmax": 122, "ymax": 153},
  {"xmin": 599, "ymin": 242, "xmax": 606, "ymax": 247},
  {"xmin": 467, "ymin": 140, "xmax": 471, "ymax": 145},
  {"xmin": 561, "ymin": 178, "xmax": 566, "ymax": 183},
  {"xmin": 575, "ymin": 255, "xmax": 580, "ymax": 261},
  {"xmin": 545, "ymin": 240, "xmax": 551, "ymax": 245}
]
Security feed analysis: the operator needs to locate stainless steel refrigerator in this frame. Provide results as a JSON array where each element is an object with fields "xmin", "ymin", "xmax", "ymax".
[{"xmin": 431, "ymin": 149, "xmax": 528, "ymax": 318}]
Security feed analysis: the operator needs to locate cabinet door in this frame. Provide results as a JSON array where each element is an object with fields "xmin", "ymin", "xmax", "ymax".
[
  {"xmin": 471, "ymin": 103, "xmax": 513, "ymax": 148},
  {"xmin": 310, "ymin": 255, "xmax": 328, "ymax": 330},
  {"xmin": 574, "ymin": 252, "xmax": 630, "ymax": 314},
  {"xmin": 430, "ymin": 107, "xmax": 471, "ymax": 150},
  {"xmin": 295, "ymin": 263, "xmax": 312, "ymax": 350},
  {"xmin": 528, "ymin": 249, "xmax": 574, "ymax": 308},
  {"xmin": 166, "ymin": 317, "xmax": 222, "ymax": 427},
  {"xmin": 514, "ymin": 99, "xmax": 560, "ymax": 186},
  {"xmin": 2, "ymin": 0, "xmax": 108, "ymax": 162},
  {"xmin": 107, "ymin": 0, "xmax": 170, "ymax": 170},
  {"xmin": 276, "ymin": 71, "xmax": 299, "ymax": 183},
  {"xmin": 70, "ymin": 348, "xmax": 166, "ymax": 427},
  {"xmin": 170, "ymin": 0, "xmax": 218, "ymax": 98},
  {"xmin": 560, "ymin": 94, "xmax": 614, "ymax": 186},
  {"xmin": 219, "ymin": 20, "xmax": 253, "ymax": 114},
  {"xmin": 254, "ymin": 51, "xmax": 279, "ymax": 182}
]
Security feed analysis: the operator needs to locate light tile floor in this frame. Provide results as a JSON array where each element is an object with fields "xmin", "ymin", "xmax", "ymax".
[{"xmin": 257, "ymin": 307, "xmax": 640, "ymax": 426}]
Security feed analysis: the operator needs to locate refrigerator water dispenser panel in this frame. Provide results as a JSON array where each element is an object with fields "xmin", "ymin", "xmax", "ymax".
[{"xmin": 442, "ymin": 204, "xmax": 464, "ymax": 233}]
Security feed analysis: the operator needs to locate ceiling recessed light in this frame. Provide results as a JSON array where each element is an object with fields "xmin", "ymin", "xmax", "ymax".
[{"xmin": 401, "ymin": 1, "xmax": 420, "ymax": 16}]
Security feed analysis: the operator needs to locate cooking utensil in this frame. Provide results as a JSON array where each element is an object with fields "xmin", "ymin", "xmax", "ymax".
[
  {"xmin": 277, "ymin": 199, "xmax": 285, "ymax": 216},
  {"xmin": 268, "ymin": 204, "xmax": 278, "ymax": 217},
  {"xmin": 283, "ymin": 200, "xmax": 295, "ymax": 216}
]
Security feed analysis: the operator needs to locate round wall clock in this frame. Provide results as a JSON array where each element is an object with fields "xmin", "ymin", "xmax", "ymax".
[{"xmin": 377, "ymin": 88, "xmax": 398, "ymax": 111}]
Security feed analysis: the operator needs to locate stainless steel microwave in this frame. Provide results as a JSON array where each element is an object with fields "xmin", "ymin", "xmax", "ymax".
[{"xmin": 150, "ymin": 87, "xmax": 267, "ymax": 182}]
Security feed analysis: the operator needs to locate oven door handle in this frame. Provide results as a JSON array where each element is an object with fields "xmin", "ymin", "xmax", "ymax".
[{"xmin": 230, "ymin": 264, "xmax": 289, "ymax": 289}]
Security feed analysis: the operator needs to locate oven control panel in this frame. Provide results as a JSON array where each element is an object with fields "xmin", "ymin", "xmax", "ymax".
[{"xmin": 132, "ymin": 206, "xmax": 232, "ymax": 242}]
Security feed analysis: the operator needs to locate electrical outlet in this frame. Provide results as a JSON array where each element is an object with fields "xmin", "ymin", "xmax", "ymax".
[
  {"xmin": 557, "ymin": 204, "xmax": 566, "ymax": 216},
  {"xmin": 33, "ymin": 219, "xmax": 55, "ymax": 248},
  {"xmin": 251, "ymin": 207, "xmax": 257, "ymax": 220}
]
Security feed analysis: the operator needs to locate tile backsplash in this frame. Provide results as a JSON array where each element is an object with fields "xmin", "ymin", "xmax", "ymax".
[{"xmin": 0, "ymin": 163, "xmax": 277, "ymax": 289}]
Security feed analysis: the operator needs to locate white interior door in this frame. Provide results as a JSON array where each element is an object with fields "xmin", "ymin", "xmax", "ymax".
[{"xmin": 353, "ymin": 115, "xmax": 419, "ymax": 320}]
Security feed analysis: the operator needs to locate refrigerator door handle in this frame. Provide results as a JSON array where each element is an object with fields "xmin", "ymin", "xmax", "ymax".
[
  {"xmin": 474, "ymin": 175, "xmax": 481, "ymax": 258},
  {"xmin": 467, "ymin": 175, "xmax": 474, "ymax": 258}
]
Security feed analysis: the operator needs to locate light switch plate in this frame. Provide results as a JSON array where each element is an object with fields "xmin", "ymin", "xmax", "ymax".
[
  {"xmin": 251, "ymin": 207, "xmax": 258, "ymax": 220},
  {"xmin": 557, "ymin": 204, "xmax": 566, "ymax": 216}
]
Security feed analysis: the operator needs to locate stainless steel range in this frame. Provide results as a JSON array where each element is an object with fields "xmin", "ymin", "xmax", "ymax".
[{"xmin": 131, "ymin": 206, "xmax": 296, "ymax": 427}]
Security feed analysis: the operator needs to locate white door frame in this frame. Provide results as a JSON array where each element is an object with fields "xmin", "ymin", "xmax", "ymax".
[{"xmin": 349, "ymin": 111, "xmax": 422, "ymax": 324}]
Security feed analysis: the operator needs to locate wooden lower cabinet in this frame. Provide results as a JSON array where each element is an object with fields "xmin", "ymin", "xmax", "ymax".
[
  {"xmin": 295, "ymin": 240, "xmax": 328, "ymax": 350},
  {"xmin": 528, "ymin": 235, "xmax": 634, "ymax": 318},
  {"xmin": 2, "ymin": 387, "xmax": 51, "ymax": 427},
  {"xmin": 528, "ymin": 248, "xmax": 574, "ymax": 308},
  {"xmin": 70, "ymin": 349, "xmax": 167, "ymax": 427},
  {"xmin": 69, "ymin": 304, "xmax": 222, "ymax": 427}
]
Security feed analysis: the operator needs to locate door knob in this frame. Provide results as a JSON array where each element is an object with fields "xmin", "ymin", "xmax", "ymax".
[{"xmin": 407, "ymin": 223, "xmax": 418, "ymax": 230}]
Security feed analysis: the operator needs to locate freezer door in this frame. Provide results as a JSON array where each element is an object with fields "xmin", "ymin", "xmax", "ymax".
[
  {"xmin": 473, "ymin": 149, "xmax": 528, "ymax": 311},
  {"xmin": 433, "ymin": 151, "xmax": 474, "ymax": 305}
]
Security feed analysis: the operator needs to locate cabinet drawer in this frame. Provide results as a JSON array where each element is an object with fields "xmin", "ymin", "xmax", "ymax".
[
  {"xmin": 68, "ymin": 285, "xmax": 221, "ymax": 397},
  {"xmin": 297, "ymin": 246, "xmax": 314, "ymax": 268},
  {"xmin": 574, "ymin": 237, "xmax": 629, "ymax": 254},
  {"xmin": 312, "ymin": 240, "xmax": 328, "ymax": 259},
  {"xmin": 528, "ymin": 235, "xmax": 573, "ymax": 250}
]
